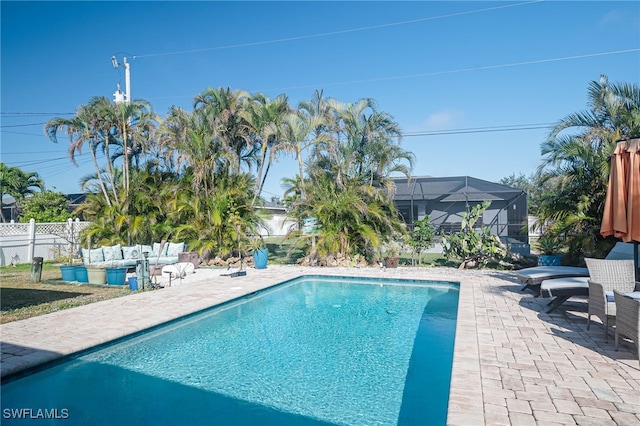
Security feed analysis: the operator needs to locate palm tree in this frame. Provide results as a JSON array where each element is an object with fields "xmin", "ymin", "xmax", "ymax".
[
  {"xmin": 289, "ymin": 174, "xmax": 405, "ymax": 260},
  {"xmin": 162, "ymin": 106, "xmax": 224, "ymax": 197},
  {"xmin": 193, "ymin": 87, "xmax": 254, "ymax": 175},
  {"xmin": 298, "ymin": 90, "xmax": 337, "ymax": 153},
  {"xmin": 0, "ymin": 163, "xmax": 44, "ymax": 222},
  {"xmin": 286, "ymin": 96, "xmax": 413, "ymax": 261},
  {"xmin": 77, "ymin": 166, "xmax": 176, "ymax": 245},
  {"xmin": 45, "ymin": 97, "xmax": 114, "ymax": 205},
  {"xmin": 242, "ymin": 93, "xmax": 290, "ymax": 205},
  {"xmin": 103, "ymin": 99, "xmax": 160, "ymax": 197},
  {"xmin": 277, "ymin": 112, "xmax": 326, "ymax": 199},
  {"xmin": 536, "ymin": 75, "xmax": 640, "ymax": 258},
  {"xmin": 171, "ymin": 173, "xmax": 261, "ymax": 258},
  {"xmin": 46, "ymin": 96, "xmax": 159, "ymax": 204}
]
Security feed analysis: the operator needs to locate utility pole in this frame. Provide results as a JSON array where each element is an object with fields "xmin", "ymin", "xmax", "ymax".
[{"xmin": 111, "ymin": 56, "xmax": 131, "ymax": 104}]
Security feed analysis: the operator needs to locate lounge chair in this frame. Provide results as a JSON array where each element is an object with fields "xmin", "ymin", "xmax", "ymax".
[
  {"xmin": 539, "ymin": 276, "xmax": 591, "ymax": 313},
  {"xmin": 585, "ymin": 258, "xmax": 636, "ymax": 342},
  {"xmin": 518, "ymin": 241, "xmax": 634, "ymax": 295},
  {"xmin": 613, "ymin": 289, "xmax": 640, "ymax": 362}
]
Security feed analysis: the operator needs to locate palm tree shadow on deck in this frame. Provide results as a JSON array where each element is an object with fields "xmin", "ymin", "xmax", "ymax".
[{"xmin": 492, "ymin": 273, "xmax": 640, "ymax": 365}]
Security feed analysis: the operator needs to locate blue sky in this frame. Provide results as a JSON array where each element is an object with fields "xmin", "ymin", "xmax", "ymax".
[{"xmin": 2, "ymin": 1, "xmax": 639, "ymax": 201}]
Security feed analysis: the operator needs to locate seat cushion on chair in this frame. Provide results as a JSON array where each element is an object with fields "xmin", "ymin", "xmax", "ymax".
[
  {"xmin": 626, "ymin": 291, "xmax": 640, "ymax": 300},
  {"xmin": 609, "ymin": 290, "xmax": 640, "ymax": 301}
]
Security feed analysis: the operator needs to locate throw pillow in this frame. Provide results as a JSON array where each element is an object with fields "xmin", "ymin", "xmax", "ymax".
[
  {"xmin": 89, "ymin": 248, "xmax": 104, "ymax": 263},
  {"xmin": 122, "ymin": 246, "xmax": 139, "ymax": 260},
  {"xmin": 112, "ymin": 244, "xmax": 123, "ymax": 260},
  {"xmin": 166, "ymin": 242, "xmax": 185, "ymax": 257},
  {"xmin": 102, "ymin": 246, "xmax": 116, "ymax": 262},
  {"xmin": 152, "ymin": 242, "xmax": 168, "ymax": 257}
]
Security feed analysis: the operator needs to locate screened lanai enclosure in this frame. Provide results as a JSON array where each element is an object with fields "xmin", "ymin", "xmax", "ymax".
[{"xmin": 392, "ymin": 176, "xmax": 529, "ymax": 255}]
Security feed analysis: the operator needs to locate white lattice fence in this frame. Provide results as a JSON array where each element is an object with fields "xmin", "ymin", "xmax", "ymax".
[{"xmin": 0, "ymin": 219, "xmax": 91, "ymax": 266}]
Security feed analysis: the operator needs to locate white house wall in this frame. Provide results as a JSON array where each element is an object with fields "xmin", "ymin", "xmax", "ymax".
[{"xmin": 257, "ymin": 214, "xmax": 297, "ymax": 237}]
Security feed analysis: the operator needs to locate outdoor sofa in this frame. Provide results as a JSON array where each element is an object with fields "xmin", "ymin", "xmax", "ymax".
[{"xmin": 81, "ymin": 242, "xmax": 186, "ymax": 269}]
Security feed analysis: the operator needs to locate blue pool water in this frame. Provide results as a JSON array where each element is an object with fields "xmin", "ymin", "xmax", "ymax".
[{"xmin": 1, "ymin": 275, "xmax": 459, "ymax": 426}]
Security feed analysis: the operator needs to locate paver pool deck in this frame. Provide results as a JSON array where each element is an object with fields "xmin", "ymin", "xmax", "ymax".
[{"xmin": 1, "ymin": 265, "xmax": 639, "ymax": 425}]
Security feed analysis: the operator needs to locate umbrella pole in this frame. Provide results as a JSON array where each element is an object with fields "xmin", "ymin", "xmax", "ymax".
[{"xmin": 635, "ymin": 242, "xmax": 639, "ymax": 283}]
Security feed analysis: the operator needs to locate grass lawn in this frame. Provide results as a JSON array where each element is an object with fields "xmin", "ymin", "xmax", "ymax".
[
  {"xmin": 0, "ymin": 263, "xmax": 131, "ymax": 324},
  {"xmin": 264, "ymin": 237, "xmax": 307, "ymax": 264}
]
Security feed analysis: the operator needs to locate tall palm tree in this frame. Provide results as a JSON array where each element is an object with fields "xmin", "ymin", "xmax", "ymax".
[
  {"xmin": 298, "ymin": 90, "xmax": 337, "ymax": 153},
  {"xmin": 46, "ymin": 96, "xmax": 159, "ymax": 204},
  {"xmin": 277, "ymin": 112, "xmax": 327, "ymax": 199},
  {"xmin": 161, "ymin": 106, "xmax": 227, "ymax": 197},
  {"xmin": 537, "ymin": 75, "xmax": 640, "ymax": 258},
  {"xmin": 103, "ymin": 99, "xmax": 159, "ymax": 197},
  {"xmin": 46, "ymin": 97, "xmax": 114, "ymax": 205},
  {"xmin": 193, "ymin": 87, "xmax": 254, "ymax": 175},
  {"xmin": 242, "ymin": 93, "xmax": 290, "ymax": 205},
  {"xmin": 287, "ymin": 96, "xmax": 412, "ymax": 260}
]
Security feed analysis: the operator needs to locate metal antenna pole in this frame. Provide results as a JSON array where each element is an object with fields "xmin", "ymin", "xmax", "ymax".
[
  {"xmin": 111, "ymin": 56, "xmax": 131, "ymax": 104},
  {"xmin": 123, "ymin": 57, "xmax": 131, "ymax": 103}
]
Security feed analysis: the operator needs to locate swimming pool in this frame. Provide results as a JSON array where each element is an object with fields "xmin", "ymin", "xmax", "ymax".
[{"xmin": 1, "ymin": 275, "xmax": 459, "ymax": 425}]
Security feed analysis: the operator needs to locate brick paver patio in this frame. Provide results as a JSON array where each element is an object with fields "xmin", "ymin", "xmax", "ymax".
[{"xmin": 1, "ymin": 265, "xmax": 638, "ymax": 425}]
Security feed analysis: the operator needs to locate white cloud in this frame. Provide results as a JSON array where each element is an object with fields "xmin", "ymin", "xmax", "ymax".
[
  {"xmin": 598, "ymin": 10, "xmax": 623, "ymax": 27},
  {"xmin": 421, "ymin": 109, "xmax": 463, "ymax": 130}
]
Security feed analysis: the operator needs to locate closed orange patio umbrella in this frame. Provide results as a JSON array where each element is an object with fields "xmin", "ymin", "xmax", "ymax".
[{"xmin": 600, "ymin": 138, "xmax": 640, "ymax": 279}]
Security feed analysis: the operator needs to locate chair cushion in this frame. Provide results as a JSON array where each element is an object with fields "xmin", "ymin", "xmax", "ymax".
[
  {"xmin": 606, "ymin": 290, "xmax": 640, "ymax": 302},
  {"xmin": 626, "ymin": 291, "xmax": 640, "ymax": 300}
]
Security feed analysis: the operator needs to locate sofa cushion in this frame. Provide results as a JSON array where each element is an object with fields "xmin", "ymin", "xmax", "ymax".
[
  {"xmin": 139, "ymin": 245, "xmax": 153, "ymax": 257},
  {"xmin": 89, "ymin": 248, "xmax": 104, "ymax": 263},
  {"xmin": 112, "ymin": 244, "xmax": 123, "ymax": 260},
  {"xmin": 153, "ymin": 242, "xmax": 168, "ymax": 257},
  {"xmin": 102, "ymin": 245, "xmax": 123, "ymax": 261},
  {"xmin": 166, "ymin": 242, "xmax": 186, "ymax": 257},
  {"xmin": 81, "ymin": 248, "xmax": 91, "ymax": 264},
  {"xmin": 122, "ymin": 246, "xmax": 140, "ymax": 260}
]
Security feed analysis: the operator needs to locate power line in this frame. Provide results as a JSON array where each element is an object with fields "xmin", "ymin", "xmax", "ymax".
[
  {"xmin": 144, "ymin": 48, "xmax": 640, "ymax": 102},
  {"xmin": 404, "ymin": 123, "xmax": 554, "ymax": 137},
  {"xmin": 0, "ymin": 130, "xmax": 59, "ymax": 137},
  {"xmin": 1, "ymin": 150, "xmax": 68, "ymax": 155},
  {"xmin": 134, "ymin": 0, "xmax": 542, "ymax": 59},
  {"xmin": 268, "ymin": 48, "xmax": 640, "ymax": 92},
  {"xmin": 0, "ymin": 122, "xmax": 48, "ymax": 128},
  {"xmin": 0, "ymin": 112, "xmax": 74, "ymax": 116}
]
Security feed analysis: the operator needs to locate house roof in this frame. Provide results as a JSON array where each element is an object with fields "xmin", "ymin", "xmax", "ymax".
[
  {"xmin": 392, "ymin": 176, "xmax": 525, "ymax": 202},
  {"xmin": 66, "ymin": 193, "xmax": 87, "ymax": 206}
]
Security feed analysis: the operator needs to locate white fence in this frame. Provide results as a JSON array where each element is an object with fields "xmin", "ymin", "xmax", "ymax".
[{"xmin": 0, "ymin": 219, "xmax": 90, "ymax": 266}]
